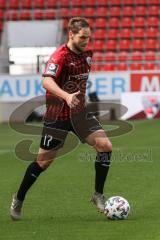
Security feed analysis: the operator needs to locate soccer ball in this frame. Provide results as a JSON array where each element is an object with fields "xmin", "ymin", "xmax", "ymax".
[{"xmin": 104, "ymin": 196, "xmax": 130, "ymax": 220}]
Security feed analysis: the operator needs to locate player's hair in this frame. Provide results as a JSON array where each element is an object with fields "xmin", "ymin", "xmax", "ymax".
[{"xmin": 68, "ymin": 17, "xmax": 89, "ymax": 33}]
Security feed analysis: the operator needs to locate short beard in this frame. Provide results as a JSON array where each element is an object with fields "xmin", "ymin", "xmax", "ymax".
[{"xmin": 73, "ymin": 43, "xmax": 83, "ymax": 53}]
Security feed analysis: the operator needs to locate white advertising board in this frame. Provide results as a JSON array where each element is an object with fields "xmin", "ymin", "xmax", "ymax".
[{"xmin": 0, "ymin": 72, "xmax": 131, "ymax": 102}]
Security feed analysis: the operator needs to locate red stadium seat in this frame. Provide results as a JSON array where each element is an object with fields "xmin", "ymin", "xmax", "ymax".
[
  {"xmin": 104, "ymin": 52, "xmax": 116, "ymax": 61},
  {"xmin": 135, "ymin": 6, "xmax": 146, "ymax": 17},
  {"xmin": 110, "ymin": 6, "xmax": 121, "ymax": 17},
  {"xmin": 85, "ymin": 0, "xmax": 96, "ymax": 7},
  {"xmin": 121, "ymin": 17, "xmax": 132, "ymax": 28},
  {"xmin": 96, "ymin": 7, "xmax": 107, "ymax": 17},
  {"xmin": 94, "ymin": 29, "xmax": 106, "ymax": 40},
  {"xmin": 134, "ymin": 17, "xmax": 145, "ymax": 28},
  {"xmin": 21, "ymin": 0, "xmax": 32, "ymax": 8},
  {"xmin": 93, "ymin": 40, "xmax": 105, "ymax": 51},
  {"xmin": 122, "ymin": 6, "xmax": 133, "ymax": 17},
  {"xmin": 59, "ymin": 0, "xmax": 71, "ymax": 7},
  {"xmin": 147, "ymin": 17, "xmax": 159, "ymax": 28},
  {"xmin": 131, "ymin": 51, "xmax": 143, "ymax": 61},
  {"xmin": 143, "ymin": 63, "xmax": 156, "ymax": 70},
  {"xmin": 86, "ymin": 18, "xmax": 94, "ymax": 27},
  {"xmin": 0, "ymin": 9, "xmax": 3, "ymax": 19},
  {"xmin": 116, "ymin": 63, "xmax": 128, "ymax": 71},
  {"xmin": 145, "ymin": 39, "xmax": 157, "ymax": 50},
  {"xmin": 117, "ymin": 51, "xmax": 129, "ymax": 61},
  {"xmin": 58, "ymin": 8, "xmax": 69, "ymax": 18},
  {"xmin": 110, "ymin": 0, "xmax": 121, "ymax": 5},
  {"xmin": 95, "ymin": 18, "xmax": 106, "ymax": 28},
  {"xmin": 70, "ymin": 8, "xmax": 82, "ymax": 17},
  {"xmin": 106, "ymin": 40, "xmax": 117, "ymax": 51},
  {"xmin": 148, "ymin": 0, "xmax": 159, "ymax": 4},
  {"xmin": 19, "ymin": 10, "xmax": 32, "ymax": 20},
  {"xmin": 34, "ymin": 10, "xmax": 44, "ymax": 19},
  {"xmin": 103, "ymin": 63, "xmax": 115, "ymax": 71},
  {"xmin": 93, "ymin": 52, "xmax": 104, "ymax": 62},
  {"xmin": 148, "ymin": 6, "xmax": 159, "ymax": 16},
  {"xmin": 133, "ymin": 28, "xmax": 145, "ymax": 39},
  {"xmin": 119, "ymin": 39, "xmax": 131, "ymax": 51},
  {"xmin": 132, "ymin": 39, "xmax": 144, "ymax": 50},
  {"xmin": 134, "ymin": 0, "xmax": 147, "ymax": 5},
  {"xmin": 33, "ymin": 0, "xmax": 45, "ymax": 8},
  {"xmin": 119, "ymin": 28, "xmax": 132, "ymax": 39},
  {"xmin": 44, "ymin": 10, "xmax": 56, "ymax": 19},
  {"xmin": 98, "ymin": 0, "xmax": 108, "ymax": 6},
  {"xmin": 46, "ymin": 0, "xmax": 57, "ymax": 8},
  {"xmin": 6, "ymin": 10, "xmax": 19, "ymax": 20},
  {"xmin": 96, "ymin": 64, "xmax": 103, "ymax": 71},
  {"xmin": 130, "ymin": 63, "xmax": 143, "ymax": 70},
  {"xmin": 107, "ymin": 29, "xmax": 118, "ymax": 39},
  {"xmin": 0, "ymin": 0, "xmax": 6, "ymax": 8},
  {"xmin": 123, "ymin": 0, "xmax": 134, "ymax": 5},
  {"xmin": 146, "ymin": 28, "xmax": 158, "ymax": 38},
  {"xmin": 83, "ymin": 8, "xmax": 95, "ymax": 18},
  {"xmin": 108, "ymin": 17, "xmax": 119, "ymax": 28},
  {"xmin": 8, "ymin": 0, "xmax": 19, "ymax": 9},
  {"xmin": 87, "ymin": 41, "xmax": 94, "ymax": 51},
  {"xmin": 144, "ymin": 51, "xmax": 156, "ymax": 61},
  {"xmin": 91, "ymin": 64, "xmax": 102, "ymax": 71},
  {"xmin": 72, "ymin": 0, "xmax": 83, "ymax": 7}
]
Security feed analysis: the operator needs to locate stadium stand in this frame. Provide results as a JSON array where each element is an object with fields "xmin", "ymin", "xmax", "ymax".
[{"xmin": 0, "ymin": 0, "xmax": 160, "ymax": 70}]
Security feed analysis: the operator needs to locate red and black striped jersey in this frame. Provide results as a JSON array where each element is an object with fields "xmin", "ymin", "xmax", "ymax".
[{"xmin": 42, "ymin": 44, "xmax": 92, "ymax": 121}]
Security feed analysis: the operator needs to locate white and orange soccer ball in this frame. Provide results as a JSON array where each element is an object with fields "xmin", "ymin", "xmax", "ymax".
[{"xmin": 104, "ymin": 196, "xmax": 130, "ymax": 220}]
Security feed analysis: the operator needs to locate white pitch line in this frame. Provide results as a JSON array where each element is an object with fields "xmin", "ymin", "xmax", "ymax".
[{"xmin": 0, "ymin": 149, "xmax": 13, "ymax": 155}]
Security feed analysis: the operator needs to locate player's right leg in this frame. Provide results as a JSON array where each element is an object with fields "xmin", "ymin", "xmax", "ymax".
[
  {"xmin": 10, "ymin": 148, "xmax": 58, "ymax": 221},
  {"xmin": 86, "ymin": 130, "xmax": 112, "ymax": 213}
]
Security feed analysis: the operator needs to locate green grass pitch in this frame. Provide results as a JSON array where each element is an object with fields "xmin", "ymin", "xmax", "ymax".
[{"xmin": 0, "ymin": 119, "xmax": 160, "ymax": 240}]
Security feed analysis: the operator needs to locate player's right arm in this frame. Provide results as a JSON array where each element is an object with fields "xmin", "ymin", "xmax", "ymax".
[
  {"xmin": 42, "ymin": 51, "xmax": 80, "ymax": 108},
  {"xmin": 42, "ymin": 77, "xmax": 80, "ymax": 108}
]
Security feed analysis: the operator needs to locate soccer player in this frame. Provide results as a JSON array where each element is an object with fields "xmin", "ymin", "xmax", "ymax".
[{"xmin": 10, "ymin": 17, "xmax": 112, "ymax": 220}]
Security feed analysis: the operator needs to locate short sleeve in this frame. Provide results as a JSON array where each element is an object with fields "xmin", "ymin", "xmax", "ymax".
[{"xmin": 42, "ymin": 53, "xmax": 64, "ymax": 80}]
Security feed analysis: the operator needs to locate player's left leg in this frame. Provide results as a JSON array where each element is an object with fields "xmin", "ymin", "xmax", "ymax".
[
  {"xmin": 85, "ymin": 130, "xmax": 112, "ymax": 212},
  {"xmin": 10, "ymin": 120, "xmax": 69, "ymax": 220},
  {"xmin": 10, "ymin": 148, "xmax": 58, "ymax": 221}
]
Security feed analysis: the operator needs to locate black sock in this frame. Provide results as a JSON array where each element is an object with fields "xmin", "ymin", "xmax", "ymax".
[
  {"xmin": 17, "ymin": 162, "xmax": 44, "ymax": 201},
  {"xmin": 95, "ymin": 152, "xmax": 112, "ymax": 194}
]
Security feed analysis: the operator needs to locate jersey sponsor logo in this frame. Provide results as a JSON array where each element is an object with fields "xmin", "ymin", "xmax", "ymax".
[
  {"xmin": 69, "ymin": 72, "xmax": 89, "ymax": 81},
  {"xmin": 46, "ymin": 63, "xmax": 59, "ymax": 76},
  {"xmin": 86, "ymin": 56, "xmax": 92, "ymax": 66}
]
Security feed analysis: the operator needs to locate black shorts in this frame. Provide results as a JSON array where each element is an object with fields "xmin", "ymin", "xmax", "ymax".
[{"xmin": 40, "ymin": 116, "xmax": 103, "ymax": 150}]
